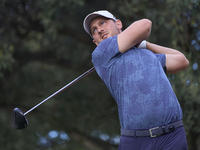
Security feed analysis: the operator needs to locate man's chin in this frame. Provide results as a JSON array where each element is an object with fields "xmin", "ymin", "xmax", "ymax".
[{"xmin": 98, "ymin": 36, "xmax": 111, "ymax": 44}]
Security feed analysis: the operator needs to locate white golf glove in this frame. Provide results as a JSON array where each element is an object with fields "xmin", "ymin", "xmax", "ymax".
[{"xmin": 138, "ymin": 40, "xmax": 146, "ymax": 49}]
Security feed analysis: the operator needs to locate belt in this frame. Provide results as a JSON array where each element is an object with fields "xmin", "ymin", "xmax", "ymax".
[{"xmin": 120, "ymin": 120, "xmax": 183, "ymax": 138}]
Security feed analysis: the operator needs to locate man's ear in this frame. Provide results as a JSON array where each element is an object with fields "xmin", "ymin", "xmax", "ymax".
[
  {"xmin": 116, "ymin": 19, "xmax": 123, "ymax": 31},
  {"xmin": 93, "ymin": 40, "xmax": 98, "ymax": 46}
]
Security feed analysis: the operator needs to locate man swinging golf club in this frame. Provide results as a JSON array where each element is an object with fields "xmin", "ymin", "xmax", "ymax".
[{"xmin": 83, "ymin": 10, "xmax": 189, "ymax": 150}]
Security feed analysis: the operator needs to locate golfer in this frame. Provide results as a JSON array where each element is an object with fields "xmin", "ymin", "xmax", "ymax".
[{"xmin": 83, "ymin": 10, "xmax": 189, "ymax": 150}]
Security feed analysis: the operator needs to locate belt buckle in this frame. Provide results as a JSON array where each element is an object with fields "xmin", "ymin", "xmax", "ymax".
[{"xmin": 149, "ymin": 127, "xmax": 160, "ymax": 137}]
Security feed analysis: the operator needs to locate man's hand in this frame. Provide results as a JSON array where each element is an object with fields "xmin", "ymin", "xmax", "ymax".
[{"xmin": 137, "ymin": 40, "xmax": 146, "ymax": 49}]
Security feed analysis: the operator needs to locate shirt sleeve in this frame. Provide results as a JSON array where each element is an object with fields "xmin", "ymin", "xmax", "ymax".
[
  {"xmin": 155, "ymin": 54, "xmax": 167, "ymax": 73},
  {"xmin": 92, "ymin": 35, "xmax": 121, "ymax": 69}
]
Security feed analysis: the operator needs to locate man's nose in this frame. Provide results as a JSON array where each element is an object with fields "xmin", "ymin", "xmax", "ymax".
[{"xmin": 97, "ymin": 27, "xmax": 104, "ymax": 33}]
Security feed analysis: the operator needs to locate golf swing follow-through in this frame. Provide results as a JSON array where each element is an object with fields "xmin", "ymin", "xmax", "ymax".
[
  {"xmin": 12, "ymin": 9, "xmax": 189, "ymax": 150},
  {"xmin": 83, "ymin": 10, "xmax": 189, "ymax": 150},
  {"xmin": 12, "ymin": 67, "xmax": 95, "ymax": 130}
]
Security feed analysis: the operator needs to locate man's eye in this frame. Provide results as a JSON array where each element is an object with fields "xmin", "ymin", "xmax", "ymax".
[
  {"xmin": 92, "ymin": 28, "xmax": 97, "ymax": 34},
  {"xmin": 101, "ymin": 21, "xmax": 105, "ymax": 25}
]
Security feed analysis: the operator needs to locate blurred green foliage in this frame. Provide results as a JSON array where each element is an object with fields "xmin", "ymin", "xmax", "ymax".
[{"xmin": 0, "ymin": 0, "xmax": 200, "ymax": 149}]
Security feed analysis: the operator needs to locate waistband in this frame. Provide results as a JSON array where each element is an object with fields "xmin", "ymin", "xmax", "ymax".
[{"xmin": 120, "ymin": 120, "xmax": 183, "ymax": 138}]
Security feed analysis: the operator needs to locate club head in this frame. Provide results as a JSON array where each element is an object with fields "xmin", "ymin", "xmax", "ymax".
[{"xmin": 12, "ymin": 108, "xmax": 28, "ymax": 130}]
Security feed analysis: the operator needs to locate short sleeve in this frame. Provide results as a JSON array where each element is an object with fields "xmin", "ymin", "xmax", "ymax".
[
  {"xmin": 92, "ymin": 35, "xmax": 121, "ymax": 69},
  {"xmin": 155, "ymin": 54, "xmax": 167, "ymax": 73}
]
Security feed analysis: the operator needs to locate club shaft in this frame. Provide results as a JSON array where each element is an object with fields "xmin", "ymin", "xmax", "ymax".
[{"xmin": 24, "ymin": 67, "xmax": 95, "ymax": 115}]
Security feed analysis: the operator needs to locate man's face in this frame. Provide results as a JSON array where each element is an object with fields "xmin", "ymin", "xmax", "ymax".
[{"xmin": 90, "ymin": 16, "xmax": 122, "ymax": 45}]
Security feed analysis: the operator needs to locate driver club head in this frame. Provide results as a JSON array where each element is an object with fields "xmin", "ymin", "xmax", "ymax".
[{"xmin": 12, "ymin": 108, "xmax": 28, "ymax": 130}]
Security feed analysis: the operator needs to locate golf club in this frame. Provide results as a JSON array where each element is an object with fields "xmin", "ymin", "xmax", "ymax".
[{"xmin": 12, "ymin": 67, "xmax": 95, "ymax": 130}]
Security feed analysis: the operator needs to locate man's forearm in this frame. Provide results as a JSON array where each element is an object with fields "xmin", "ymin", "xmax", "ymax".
[
  {"xmin": 118, "ymin": 19, "xmax": 152, "ymax": 53},
  {"xmin": 146, "ymin": 41, "xmax": 182, "ymax": 54},
  {"xmin": 146, "ymin": 41, "xmax": 189, "ymax": 74}
]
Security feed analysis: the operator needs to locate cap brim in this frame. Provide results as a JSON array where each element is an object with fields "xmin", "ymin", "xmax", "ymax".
[
  {"xmin": 84, "ymin": 13, "xmax": 117, "ymax": 36},
  {"xmin": 84, "ymin": 14, "xmax": 102, "ymax": 35}
]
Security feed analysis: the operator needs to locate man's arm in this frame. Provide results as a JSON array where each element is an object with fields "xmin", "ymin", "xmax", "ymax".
[
  {"xmin": 117, "ymin": 19, "xmax": 152, "ymax": 53},
  {"xmin": 146, "ymin": 41, "xmax": 189, "ymax": 74}
]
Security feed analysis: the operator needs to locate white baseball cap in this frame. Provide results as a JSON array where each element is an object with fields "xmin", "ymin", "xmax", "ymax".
[{"xmin": 83, "ymin": 10, "xmax": 117, "ymax": 36}]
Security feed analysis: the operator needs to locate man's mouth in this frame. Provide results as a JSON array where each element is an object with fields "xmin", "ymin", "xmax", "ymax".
[{"xmin": 102, "ymin": 33, "xmax": 108, "ymax": 39}]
